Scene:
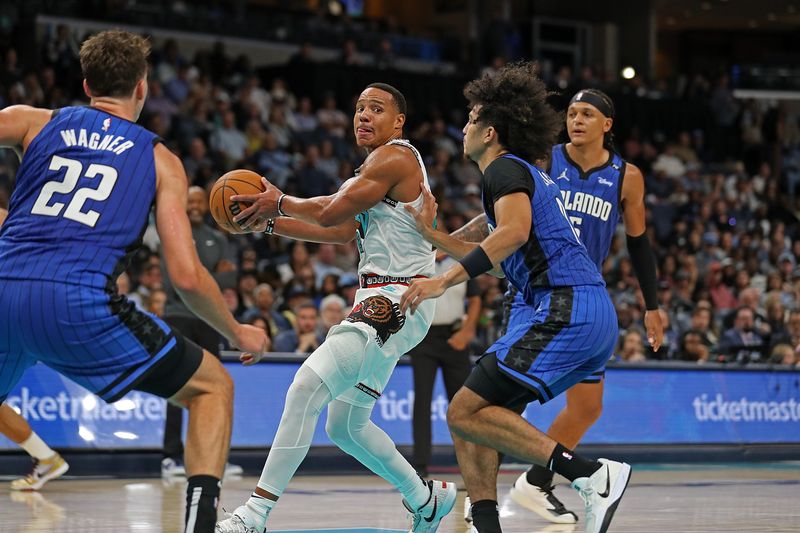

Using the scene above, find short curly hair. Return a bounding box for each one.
[463,62,562,164]
[80,30,150,97]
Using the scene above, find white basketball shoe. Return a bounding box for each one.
[215,504,265,533]
[509,472,578,524]
[404,479,457,533]
[571,459,631,533]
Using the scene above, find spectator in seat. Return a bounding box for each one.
[718,307,764,363]
[273,302,325,354]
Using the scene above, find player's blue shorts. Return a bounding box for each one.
[0,279,202,404]
[504,287,608,383]
[465,285,617,406]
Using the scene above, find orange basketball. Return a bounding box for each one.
[209,169,266,234]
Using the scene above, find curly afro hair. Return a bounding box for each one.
[464,62,562,164]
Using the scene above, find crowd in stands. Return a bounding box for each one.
[1,24,800,367]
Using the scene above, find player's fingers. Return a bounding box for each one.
[399,293,409,313]
[653,332,664,351]
[231,193,258,204]
[409,288,423,314]
[238,216,257,230]
[400,286,417,313]
[403,204,419,218]
[233,204,257,223]
[649,331,661,351]
[238,213,256,228]
[260,176,271,188]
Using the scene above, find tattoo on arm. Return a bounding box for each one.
[451,213,490,243]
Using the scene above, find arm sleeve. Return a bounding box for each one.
[483,157,533,203]
[626,232,659,310]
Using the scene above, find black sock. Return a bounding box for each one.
[471,499,502,533]
[184,475,221,533]
[547,444,601,482]
[526,463,554,488]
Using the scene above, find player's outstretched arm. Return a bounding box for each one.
[230,145,407,228]
[278,144,410,227]
[0,105,52,150]
[0,208,7,226]
[621,163,663,351]
[401,192,529,313]
[154,144,268,354]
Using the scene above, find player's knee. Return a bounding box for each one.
[286,375,315,401]
[217,370,234,403]
[582,399,603,423]
[446,397,469,434]
[568,397,603,424]
[200,367,234,406]
[285,376,325,417]
[324,417,354,447]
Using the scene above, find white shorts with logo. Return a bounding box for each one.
[304,285,435,408]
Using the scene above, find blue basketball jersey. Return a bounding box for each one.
[549,144,624,270]
[484,154,603,305]
[0,106,159,289]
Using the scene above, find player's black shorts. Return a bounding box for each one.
[463,352,540,411]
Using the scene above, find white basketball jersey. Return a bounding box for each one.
[354,139,436,278]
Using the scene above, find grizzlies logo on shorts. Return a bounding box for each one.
[346,295,405,346]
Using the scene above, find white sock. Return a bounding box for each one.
[19,432,56,461]
[244,493,274,528]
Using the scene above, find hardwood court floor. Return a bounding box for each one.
[1,463,799,532]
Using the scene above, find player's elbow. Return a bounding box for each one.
[172,275,201,294]
[505,226,529,249]
[169,265,203,293]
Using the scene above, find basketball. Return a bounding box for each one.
[209,169,265,234]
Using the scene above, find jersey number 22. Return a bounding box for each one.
[31,155,118,228]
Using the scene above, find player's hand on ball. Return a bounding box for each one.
[400,277,447,314]
[404,183,438,238]
[231,177,282,230]
[233,324,270,365]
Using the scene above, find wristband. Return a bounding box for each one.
[277,193,288,217]
[459,246,494,279]
[264,218,275,235]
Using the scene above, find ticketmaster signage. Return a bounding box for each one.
[1,363,798,450]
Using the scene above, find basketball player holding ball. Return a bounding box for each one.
[215,83,457,533]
